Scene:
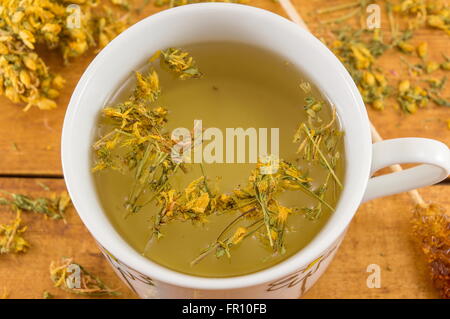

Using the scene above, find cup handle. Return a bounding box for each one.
[362,138,450,203]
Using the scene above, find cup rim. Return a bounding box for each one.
[61,3,372,290]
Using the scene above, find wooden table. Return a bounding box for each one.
[0,0,448,299]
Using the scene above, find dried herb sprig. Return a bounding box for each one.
[189,89,343,263]
[392,0,450,34]
[191,220,264,266]
[0,191,71,221]
[50,257,120,296]
[93,48,201,215]
[0,210,29,255]
[313,1,450,117]
[190,157,340,264]
[151,48,203,80]
[279,0,450,300]
[329,28,391,110]
[0,0,130,110]
[93,49,344,264]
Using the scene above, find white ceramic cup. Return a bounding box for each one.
[61,3,450,299]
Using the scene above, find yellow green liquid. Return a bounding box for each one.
[93,42,345,277]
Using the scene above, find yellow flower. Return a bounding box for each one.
[134,70,160,102]
[35,97,57,111]
[270,229,278,241]
[442,62,450,70]
[19,30,35,49]
[185,192,210,214]
[398,41,414,53]
[22,55,37,71]
[42,23,61,35]
[399,80,410,94]
[373,72,387,87]
[231,227,247,245]
[277,205,292,223]
[426,61,440,73]
[406,102,418,114]
[350,44,373,69]
[19,70,31,87]
[363,71,376,87]
[372,99,384,111]
[417,42,428,58]
[0,42,8,55]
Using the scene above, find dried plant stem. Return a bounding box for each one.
[316,1,360,14]
[279,0,427,208]
[320,8,360,24]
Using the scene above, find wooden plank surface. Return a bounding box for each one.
[0,178,445,299]
[0,178,136,299]
[0,0,448,299]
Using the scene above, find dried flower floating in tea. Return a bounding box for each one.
[50,257,120,296]
[0,0,130,110]
[152,48,203,80]
[280,0,449,300]
[191,158,342,265]
[0,210,29,255]
[93,48,344,265]
[93,48,204,216]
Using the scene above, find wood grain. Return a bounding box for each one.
[0,178,136,299]
[305,185,448,299]
[0,0,448,299]
[0,178,446,299]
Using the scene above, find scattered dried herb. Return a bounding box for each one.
[189,92,343,263]
[397,79,429,113]
[329,28,391,110]
[0,191,71,221]
[50,257,120,296]
[0,210,29,255]
[314,0,450,118]
[0,0,130,110]
[393,0,450,34]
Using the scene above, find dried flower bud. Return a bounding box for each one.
[36,97,57,110]
[399,80,410,94]
[417,42,428,58]
[398,41,414,53]
[19,30,35,49]
[426,61,440,73]
[52,75,65,89]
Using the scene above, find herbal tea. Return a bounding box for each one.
[92,42,345,277]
